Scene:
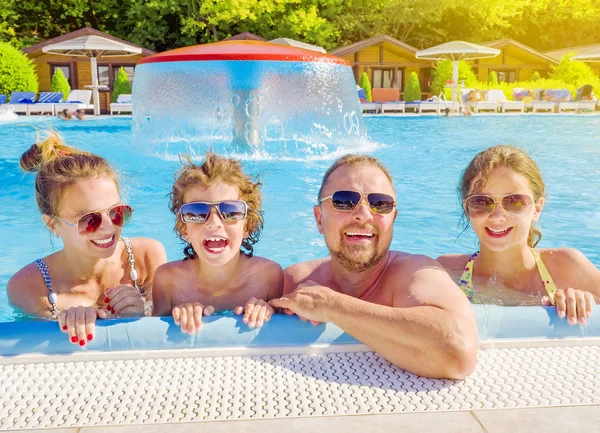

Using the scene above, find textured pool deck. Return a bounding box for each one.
[1,339,599,431]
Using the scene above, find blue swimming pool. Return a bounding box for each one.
[1,115,599,322]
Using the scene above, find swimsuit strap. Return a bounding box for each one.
[457,251,479,303]
[531,248,558,304]
[121,237,141,294]
[33,258,58,319]
[121,237,152,316]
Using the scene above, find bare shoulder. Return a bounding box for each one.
[435,253,472,272]
[284,258,329,291]
[538,247,599,285]
[7,263,50,315]
[247,256,284,299]
[538,247,591,268]
[129,237,167,264]
[151,259,189,315]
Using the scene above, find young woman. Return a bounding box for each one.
[8,132,166,345]
[152,153,284,333]
[438,145,599,325]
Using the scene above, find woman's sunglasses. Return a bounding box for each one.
[319,190,396,214]
[180,200,248,224]
[464,194,534,219]
[55,204,133,236]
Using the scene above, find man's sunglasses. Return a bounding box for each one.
[464,193,534,219]
[319,190,396,214]
[55,204,133,236]
[180,200,248,224]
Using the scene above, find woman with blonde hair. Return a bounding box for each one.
[438,145,599,324]
[8,132,166,345]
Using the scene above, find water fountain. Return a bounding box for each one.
[132,41,367,158]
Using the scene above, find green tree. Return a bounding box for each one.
[549,55,597,86]
[531,71,541,81]
[358,72,372,102]
[488,71,498,85]
[404,71,421,101]
[431,60,477,96]
[0,42,38,98]
[51,68,70,100]
[111,67,131,102]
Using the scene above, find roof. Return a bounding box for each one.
[545,43,600,61]
[224,32,266,42]
[481,38,557,64]
[22,27,155,57]
[269,38,326,53]
[330,35,418,57]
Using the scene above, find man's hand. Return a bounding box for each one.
[269,280,338,325]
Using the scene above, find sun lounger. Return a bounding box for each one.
[110,94,133,115]
[0,95,6,104]
[418,101,442,113]
[6,92,37,114]
[577,101,597,112]
[486,89,524,113]
[549,90,578,113]
[361,102,381,113]
[27,92,64,115]
[380,101,405,113]
[54,90,93,113]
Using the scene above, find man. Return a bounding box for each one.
[269,154,478,379]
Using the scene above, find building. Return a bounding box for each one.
[545,43,600,75]
[23,27,155,113]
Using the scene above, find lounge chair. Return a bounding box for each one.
[27,92,64,115]
[54,90,93,113]
[531,90,557,113]
[548,89,578,113]
[361,102,381,114]
[471,91,499,113]
[6,92,37,114]
[576,85,597,112]
[486,89,525,113]
[0,95,6,104]
[110,94,133,115]
[371,88,405,113]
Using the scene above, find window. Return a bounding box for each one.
[420,67,433,92]
[50,64,73,87]
[372,69,395,88]
[493,70,517,83]
[97,64,135,90]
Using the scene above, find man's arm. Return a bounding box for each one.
[272,256,478,379]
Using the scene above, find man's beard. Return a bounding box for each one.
[327,225,388,273]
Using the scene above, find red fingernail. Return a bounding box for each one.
[111,308,115,314]
[104,297,110,304]
[87,334,93,341]
[106,304,111,310]
[62,325,67,331]
[79,340,85,346]
[71,336,78,343]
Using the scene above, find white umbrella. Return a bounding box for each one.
[416,41,500,106]
[269,38,326,53]
[43,35,142,115]
[572,48,600,62]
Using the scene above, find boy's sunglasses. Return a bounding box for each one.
[464,194,534,219]
[180,200,248,224]
[319,190,396,214]
[55,204,133,236]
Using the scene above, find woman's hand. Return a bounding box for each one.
[234,297,274,328]
[104,284,146,317]
[543,288,596,325]
[172,302,214,334]
[58,306,107,346]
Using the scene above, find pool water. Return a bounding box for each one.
[1,115,599,321]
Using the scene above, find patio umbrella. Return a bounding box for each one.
[269,38,326,53]
[572,48,600,62]
[416,41,500,107]
[42,35,142,115]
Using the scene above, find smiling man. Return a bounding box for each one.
[269,154,478,379]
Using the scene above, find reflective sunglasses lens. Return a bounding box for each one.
[502,194,532,215]
[367,193,395,214]
[331,190,362,211]
[181,203,210,223]
[217,201,247,221]
[109,205,133,227]
[78,212,103,235]
[466,195,495,218]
